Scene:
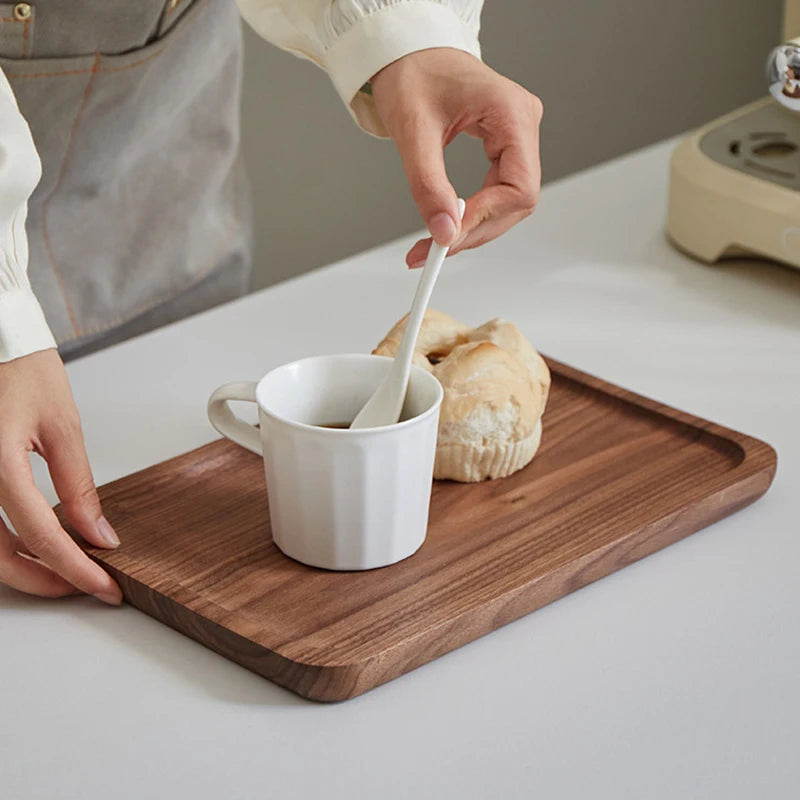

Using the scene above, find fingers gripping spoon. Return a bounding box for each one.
[350,198,466,430]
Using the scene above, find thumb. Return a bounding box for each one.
[393,117,461,245]
[42,422,120,550]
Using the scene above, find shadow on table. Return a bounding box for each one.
[633,232,800,330]
[665,253,800,331]
[0,585,309,708]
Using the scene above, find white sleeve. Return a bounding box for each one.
[235,0,483,137]
[0,68,56,363]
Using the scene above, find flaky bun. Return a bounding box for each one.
[374,310,550,481]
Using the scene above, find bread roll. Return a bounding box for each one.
[374,310,550,482]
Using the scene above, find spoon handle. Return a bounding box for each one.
[392,199,467,385]
[349,199,466,429]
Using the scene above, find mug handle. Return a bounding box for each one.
[207,382,262,455]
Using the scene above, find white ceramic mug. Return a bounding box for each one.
[207,354,443,571]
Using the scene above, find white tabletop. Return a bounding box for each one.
[3,139,798,799]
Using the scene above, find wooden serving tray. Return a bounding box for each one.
[57,359,777,702]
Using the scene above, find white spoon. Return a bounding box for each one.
[351,198,466,429]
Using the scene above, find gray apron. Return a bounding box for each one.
[0,0,251,360]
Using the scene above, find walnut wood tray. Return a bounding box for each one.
[56,358,777,702]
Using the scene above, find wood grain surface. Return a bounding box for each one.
[55,358,777,702]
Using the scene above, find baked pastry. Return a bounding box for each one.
[374,309,550,482]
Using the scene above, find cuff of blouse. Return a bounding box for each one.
[0,288,58,363]
[323,2,482,138]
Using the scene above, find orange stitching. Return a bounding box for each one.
[5,67,95,78]
[98,47,164,73]
[59,220,244,342]
[4,0,210,78]
[41,52,100,337]
[64,171,245,340]
[59,177,245,341]
[5,48,165,79]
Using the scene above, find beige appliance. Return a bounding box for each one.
[667,1,800,269]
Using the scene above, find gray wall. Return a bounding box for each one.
[240,0,784,290]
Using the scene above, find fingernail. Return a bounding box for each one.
[93,589,123,606]
[427,212,457,245]
[409,259,425,270]
[95,516,120,548]
[453,232,468,248]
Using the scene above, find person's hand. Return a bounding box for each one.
[370,47,543,267]
[0,349,122,603]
